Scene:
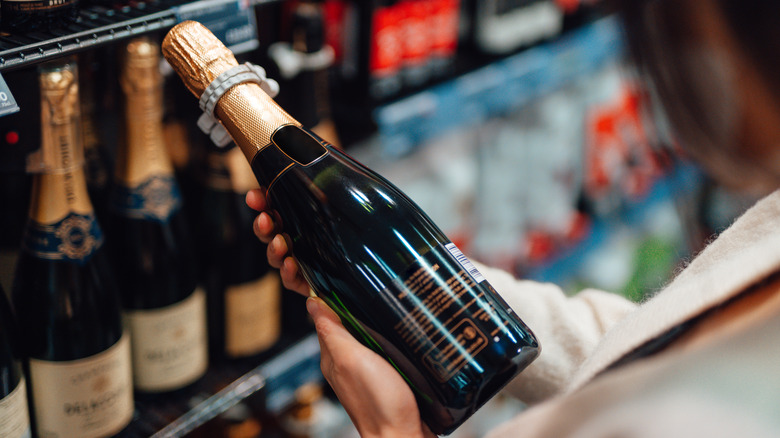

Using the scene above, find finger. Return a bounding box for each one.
[266,234,288,269]
[307,297,365,360]
[308,297,336,381]
[245,188,268,212]
[253,212,275,243]
[307,297,351,384]
[280,257,310,296]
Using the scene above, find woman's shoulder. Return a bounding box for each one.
[566,189,780,390]
[486,308,780,438]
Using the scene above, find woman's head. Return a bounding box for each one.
[614,0,780,192]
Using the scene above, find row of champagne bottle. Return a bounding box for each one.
[0,36,294,438]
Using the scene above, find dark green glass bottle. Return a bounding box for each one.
[163,22,539,435]
[12,60,133,438]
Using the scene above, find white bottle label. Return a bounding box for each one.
[0,376,31,438]
[124,288,208,392]
[225,272,281,357]
[445,242,485,282]
[29,334,133,438]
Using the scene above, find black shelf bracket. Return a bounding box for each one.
[0,0,280,72]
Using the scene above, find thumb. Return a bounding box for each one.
[306,297,367,360]
[306,296,346,337]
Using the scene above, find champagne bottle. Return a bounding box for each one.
[12,60,133,438]
[199,145,282,360]
[163,22,539,435]
[109,36,208,393]
[283,1,341,147]
[0,284,31,438]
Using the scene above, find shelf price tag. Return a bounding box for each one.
[174,0,259,55]
[0,73,20,118]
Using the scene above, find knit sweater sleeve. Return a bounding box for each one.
[476,262,638,404]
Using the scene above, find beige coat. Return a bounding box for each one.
[477,190,780,437]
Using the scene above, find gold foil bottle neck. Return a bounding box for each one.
[28,61,84,173]
[162,21,239,97]
[28,60,94,222]
[40,63,79,124]
[117,37,173,186]
[121,36,163,93]
[162,21,300,163]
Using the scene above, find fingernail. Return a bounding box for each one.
[271,234,281,251]
[306,297,324,317]
[259,212,270,228]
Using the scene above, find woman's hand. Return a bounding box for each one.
[247,188,435,438]
[307,297,437,438]
[246,188,310,296]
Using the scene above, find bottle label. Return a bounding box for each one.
[111,175,182,223]
[0,377,31,438]
[225,272,281,357]
[394,243,511,383]
[22,212,103,265]
[2,0,72,12]
[28,335,133,438]
[124,288,208,392]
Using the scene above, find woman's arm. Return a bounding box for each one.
[307,296,437,438]
[475,264,637,403]
[247,188,637,408]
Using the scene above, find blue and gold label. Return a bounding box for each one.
[111,175,182,223]
[23,213,103,264]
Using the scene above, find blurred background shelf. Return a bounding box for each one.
[129,333,321,437]
[374,16,622,158]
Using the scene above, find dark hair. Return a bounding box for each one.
[613,0,780,190]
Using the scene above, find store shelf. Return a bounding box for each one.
[0,0,280,72]
[373,16,624,157]
[125,332,321,437]
[525,162,705,287]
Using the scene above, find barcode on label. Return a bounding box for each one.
[445,243,485,283]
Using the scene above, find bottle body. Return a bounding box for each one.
[0,285,31,438]
[109,37,207,393]
[254,127,539,433]
[199,146,282,360]
[161,22,539,434]
[12,60,133,438]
